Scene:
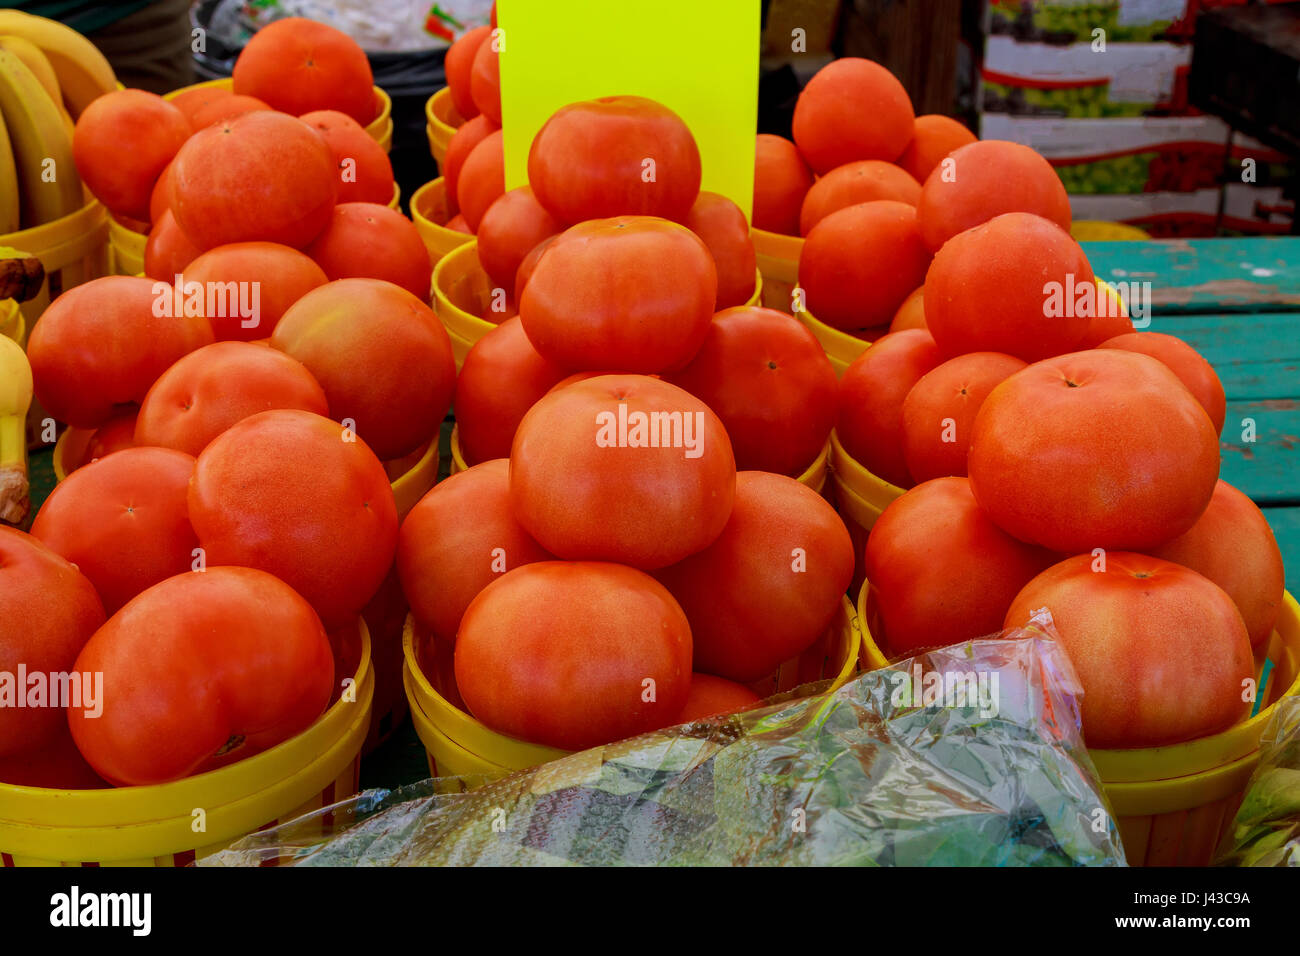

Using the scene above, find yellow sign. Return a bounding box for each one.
[496,0,760,220]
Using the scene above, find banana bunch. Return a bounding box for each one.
[0,9,116,235]
[0,331,32,524]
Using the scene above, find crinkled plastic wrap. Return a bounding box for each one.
[1220,696,1300,867]
[205,634,1125,867]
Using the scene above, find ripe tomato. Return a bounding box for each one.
[397,459,553,647]
[476,187,562,294]
[271,279,455,461]
[182,241,329,341]
[799,161,922,236]
[1004,553,1253,749]
[81,407,138,467]
[889,287,926,332]
[924,212,1094,362]
[0,528,105,758]
[799,201,931,331]
[510,375,735,569]
[666,306,837,476]
[455,316,567,465]
[454,561,692,750]
[135,341,329,456]
[69,567,335,786]
[305,203,433,300]
[31,447,199,615]
[1077,281,1135,347]
[143,210,202,282]
[189,93,271,128]
[447,213,472,234]
[655,472,853,682]
[865,477,1055,656]
[519,217,717,372]
[299,109,396,206]
[684,191,757,309]
[171,111,338,250]
[442,114,497,211]
[900,351,1027,482]
[27,276,214,428]
[835,329,942,487]
[149,161,176,224]
[672,674,762,724]
[455,128,505,232]
[917,140,1071,252]
[1151,480,1285,647]
[792,58,915,173]
[444,25,490,120]
[470,36,502,126]
[168,86,230,127]
[72,89,191,222]
[1098,331,1225,434]
[527,96,702,224]
[232,17,374,124]
[513,234,556,301]
[0,724,107,789]
[753,133,814,236]
[897,114,977,183]
[969,349,1220,552]
[188,409,399,627]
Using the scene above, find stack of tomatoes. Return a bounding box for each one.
[398,96,854,752]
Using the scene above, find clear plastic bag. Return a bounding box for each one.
[1219,696,1300,867]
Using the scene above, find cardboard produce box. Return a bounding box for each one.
[987,0,1192,44]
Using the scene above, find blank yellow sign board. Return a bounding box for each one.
[496,0,760,221]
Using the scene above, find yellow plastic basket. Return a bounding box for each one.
[403,595,861,783]
[796,307,873,379]
[1,198,110,336]
[425,87,464,166]
[0,620,373,866]
[751,226,802,312]
[828,428,905,538]
[856,582,1300,867]
[411,177,474,270]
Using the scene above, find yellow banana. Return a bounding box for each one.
[0,48,83,229]
[0,246,44,301]
[0,332,32,524]
[0,10,115,119]
[0,35,61,106]
[0,106,18,234]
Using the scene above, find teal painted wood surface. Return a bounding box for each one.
[1081,238,1300,314]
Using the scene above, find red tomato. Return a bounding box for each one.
[299,109,396,205]
[0,724,107,789]
[470,35,502,126]
[1004,553,1253,749]
[527,96,702,224]
[232,17,374,124]
[444,25,490,120]
[143,209,203,282]
[187,409,399,628]
[655,472,853,682]
[897,114,977,183]
[135,341,329,456]
[271,279,455,461]
[31,447,199,615]
[519,217,717,372]
[476,187,562,294]
[305,203,433,300]
[917,140,1071,253]
[901,351,1027,483]
[792,58,915,174]
[171,111,338,250]
[835,329,942,487]
[168,86,231,127]
[149,160,176,224]
[0,528,105,758]
[968,349,1220,552]
[442,114,497,210]
[397,459,553,647]
[1098,331,1225,434]
[455,128,505,233]
[799,160,922,236]
[455,316,567,465]
[189,93,271,128]
[69,567,335,785]
[72,89,191,222]
[799,200,931,331]
[683,191,757,309]
[672,674,762,723]
[181,241,329,341]
[1077,281,1135,347]
[454,561,692,750]
[924,212,1094,362]
[753,133,814,236]
[666,306,836,476]
[1151,480,1286,647]
[447,213,472,234]
[889,287,926,332]
[81,407,139,467]
[27,276,214,429]
[513,234,556,301]
[865,477,1056,656]
[510,375,736,569]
